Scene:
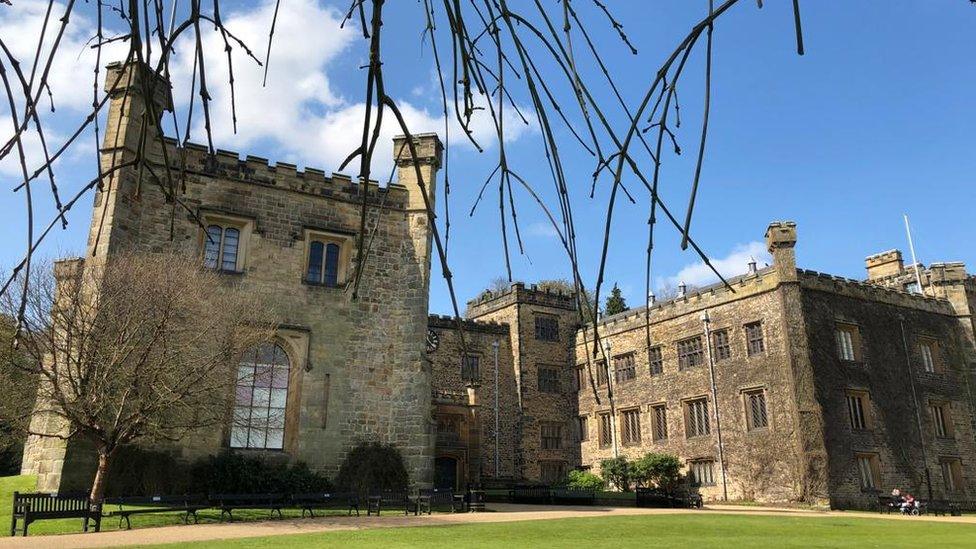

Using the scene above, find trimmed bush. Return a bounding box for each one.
[565,470,604,491]
[631,452,682,492]
[600,456,631,492]
[334,442,409,495]
[190,451,332,494]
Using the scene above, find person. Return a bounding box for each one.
[889,488,904,512]
[901,492,916,514]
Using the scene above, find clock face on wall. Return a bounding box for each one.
[426,329,440,354]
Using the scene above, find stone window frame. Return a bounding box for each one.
[741,386,770,432]
[577,415,589,442]
[461,353,482,383]
[620,408,642,446]
[537,365,561,394]
[595,359,608,387]
[834,321,863,363]
[676,335,705,370]
[539,460,567,484]
[200,212,254,274]
[534,314,560,342]
[303,228,354,288]
[917,336,944,375]
[744,321,765,356]
[929,400,954,439]
[540,422,563,450]
[597,411,613,449]
[649,402,668,442]
[688,459,716,487]
[845,389,873,431]
[648,345,664,376]
[614,352,637,384]
[225,329,307,454]
[855,452,882,492]
[683,396,711,439]
[711,328,732,362]
[939,456,965,494]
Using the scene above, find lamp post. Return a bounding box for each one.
[492,339,500,479]
[701,310,728,501]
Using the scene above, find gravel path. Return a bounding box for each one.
[2,503,974,549]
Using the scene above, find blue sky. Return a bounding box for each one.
[1,1,973,315]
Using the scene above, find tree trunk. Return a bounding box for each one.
[89,452,111,503]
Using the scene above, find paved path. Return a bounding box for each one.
[2,504,974,548]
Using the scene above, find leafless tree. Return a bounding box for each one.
[0,253,274,502]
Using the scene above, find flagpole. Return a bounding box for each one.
[903,214,925,294]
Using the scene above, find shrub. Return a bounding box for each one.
[334,442,409,495]
[631,452,683,492]
[600,456,631,492]
[565,470,604,491]
[189,451,332,494]
[104,447,192,496]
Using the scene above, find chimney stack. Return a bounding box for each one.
[747,259,758,275]
[678,282,687,298]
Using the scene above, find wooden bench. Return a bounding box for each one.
[290,492,361,517]
[210,493,287,521]
[509,486,551,505]
[103,495,208,530]
[366,491,418,516]
[878,495,897,514]
[551,489,595,506]
[9,492,100,536]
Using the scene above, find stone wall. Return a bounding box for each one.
[427,315,516,485]
[466,283,580,482]
[799,272,976,508]
[574,266,812,502]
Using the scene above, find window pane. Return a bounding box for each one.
[307,241,324,283]
[204,225,223,269]
[270,388,288,408]
[230,426,248,448]
[271,366,289,389]
[253,388,271,408]
[221,227,240,271]
[324,243,340,287]
[247,428,267,449]
[266,428,284,450]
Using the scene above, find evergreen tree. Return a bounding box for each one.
[605,283,629,316]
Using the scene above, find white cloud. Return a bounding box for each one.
[527,221,559,239]
[169,0,532,178]
[659,241,771,290]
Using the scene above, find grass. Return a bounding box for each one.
[136,514,976,548]
[2,475,365,536]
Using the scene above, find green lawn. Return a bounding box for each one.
[136,514,976,548]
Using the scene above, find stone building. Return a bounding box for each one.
[22,61,443,491]
[20,62,976,508]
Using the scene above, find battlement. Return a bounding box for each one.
[428,314,509,335]
[577,266,776,337]
[158,137,410,208]
[865,249,904,280]
[466,281,578,318]
[798,268,953,314]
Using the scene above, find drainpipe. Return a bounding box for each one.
[900,317,933,501]
[702,310,728,501]
[604,340,619,458]
[492,339,500,479]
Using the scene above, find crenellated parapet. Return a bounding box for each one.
[428,314,509,335]
[156,137,410,209]
[798,268,953,314]
[466,281,577,318]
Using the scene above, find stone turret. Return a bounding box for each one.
[394,133,443,211]
[865,250,904,280]
[765,221,798,282]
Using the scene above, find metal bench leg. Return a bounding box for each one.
[10,515,16,537]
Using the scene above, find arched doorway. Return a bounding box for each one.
[434,456,458,491]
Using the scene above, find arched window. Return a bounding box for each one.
[231,342,290,450]
[203,224,241,271]
[306,240,342,287]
